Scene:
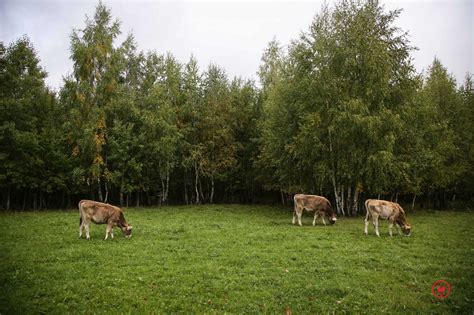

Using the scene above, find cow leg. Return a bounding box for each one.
[396,224,402,236]
[295,207,303,226]
[293,205,303,226]
[85,223,91,240]
[79,222,84,239]
[105,223,113,240]
[313,212,319,226]
[388,218,395,237]
[321,214,327,226]
[364,211,370,235]
[292,210,296,225]
[373,217,380,237]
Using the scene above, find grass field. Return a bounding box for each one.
[0,205,473,314]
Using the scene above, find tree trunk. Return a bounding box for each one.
[23,189,28,210]
[210,176,215,204]
[97,178,103,202]
[161,177,165,206]
[146,190,151,206]
[165,171,170,205]
[40,191,46,209]
[346,186,352,216]
[352,185,359,214]
[67,193,71,209]
[394,192,399,204]
[126,192,129,207]
[328,127,343,215]
[120,188,124,207]
[104,180,109,203]
[280,190,285,205]
[136,190,140,207]
[199,178,205,203]
[194,162,200,204]
[160,171,170,206]
[184,176,189,205]
[340,185,345,216]
[411,193,416,212]
[6,186,11,211]
[61,191,65,209]
[331,175,341,214]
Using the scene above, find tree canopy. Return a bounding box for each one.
[1,0,472,210]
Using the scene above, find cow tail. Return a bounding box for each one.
[364,200,370,221]
[78,200,84,226]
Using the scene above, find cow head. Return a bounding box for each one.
[396,218,411,236]
[121,225,133,239]
[326,204,337,224]
[395,205,411,236]
[400,223,411,236]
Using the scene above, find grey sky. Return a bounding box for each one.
[1,0,472,91]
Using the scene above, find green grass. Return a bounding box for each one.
[0,205,473,314]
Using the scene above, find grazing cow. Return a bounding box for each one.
[79,200,132,240]
[293,194,337,226]
[364,199,411,237]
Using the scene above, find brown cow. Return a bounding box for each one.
[364,199,411,237]
[79,200,132,240]
[293,194,337,226]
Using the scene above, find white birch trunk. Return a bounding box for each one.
[104,181,108,203]
[340,185,345,216]
[331,174,341,214]
[411,193,416,211]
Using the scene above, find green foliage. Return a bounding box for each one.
[0,206,472,313]
[257,0,468,212]
[0,36,70,209]
[457,74,474,197]
[1,0,472,208]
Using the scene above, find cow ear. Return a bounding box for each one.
[127,225,133,230]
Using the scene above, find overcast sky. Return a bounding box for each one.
[1,0,472,90]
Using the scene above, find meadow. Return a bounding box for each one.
[0,205,472,314]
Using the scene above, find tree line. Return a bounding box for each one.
[1,1,472,212]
